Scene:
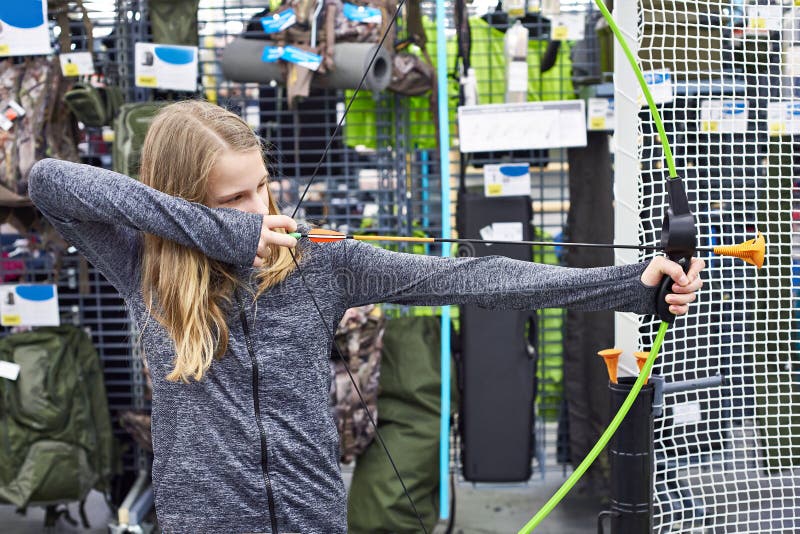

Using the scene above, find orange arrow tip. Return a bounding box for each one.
[633,351,650,383]
[712,231,765,269]
[597,348,622,384]
[306,228,347,243]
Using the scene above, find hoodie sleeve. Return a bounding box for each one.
[28,159,263,297]
[332,239,658,315]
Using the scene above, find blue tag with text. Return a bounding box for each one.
[261,9,296,34]
[342,3,382,23]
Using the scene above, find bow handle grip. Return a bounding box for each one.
[656,177,696,323]
[655,255,692,323]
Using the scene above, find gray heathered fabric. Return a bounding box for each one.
[28,158,657,534]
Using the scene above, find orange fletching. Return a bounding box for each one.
[307,228,347,243]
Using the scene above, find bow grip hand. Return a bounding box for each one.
[655,254,692,323]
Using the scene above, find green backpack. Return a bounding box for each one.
[63,82,124,128]
[0,326,115,510]
[148,0,201,46]
[112,102,165,180]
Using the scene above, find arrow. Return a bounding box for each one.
[290,229,766,269]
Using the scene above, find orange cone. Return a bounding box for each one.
[634,351,650,383]
[713,232,765,268]
[597,348,622,384]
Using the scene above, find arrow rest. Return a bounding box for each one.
[656,177,696,323]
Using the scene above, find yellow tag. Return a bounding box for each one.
[2,314,21,326]
[101,128,115,143]
[701,121,719,133]
[589,116,606,130]
[487,183,502,196]
[0,44,9,55]
[64,62,80,76]
[552,26,569,41]
[136,75,158,88]
[749,17,766,30]
[769,122,786,136]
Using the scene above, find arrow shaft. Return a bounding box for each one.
[301,234,717,252]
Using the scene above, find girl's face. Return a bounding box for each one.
[205,148,270,215]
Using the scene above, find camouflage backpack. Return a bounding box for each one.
[329,305,385,463]
[0,326,116,512]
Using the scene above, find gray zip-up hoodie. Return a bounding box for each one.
[28,158,657,534]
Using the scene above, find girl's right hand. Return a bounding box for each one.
[254,215,298,267]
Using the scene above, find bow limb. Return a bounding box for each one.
[518,1,689,531]
[284,1,431,532]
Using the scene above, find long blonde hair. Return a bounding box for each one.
[139,100,297,382]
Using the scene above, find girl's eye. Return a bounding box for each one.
[226,195,242,204]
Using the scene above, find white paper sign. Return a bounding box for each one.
[587,97,614,131]
[746,5,783,34]
[639,69,673,106]
[135,43,199,92]
[0,284,60,327]
[507,61,528,93]
[458,101,587,153]
[60,52,95,76]
[550,13,585,41]
[699,100,748,134]
[0,360,20,381]
[785,46,800,78]
[484,163,531,197]
[0,1,51,57]
[767,101,800,136]
[479,222,524,242]
[671,401,702,426]
[492,222,524,242]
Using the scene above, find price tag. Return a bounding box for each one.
[59,52,95,77]
[639,69,673,106]
[136,75,158,87]
[745,5,782,34]
[0,285,60,327]
[135,43,198,92]
[0,361,20,381]
[587,97,614,131]
[552,26,569,40]
[483,163,531,197]
[671,401,702,426]
[767,101,800,136]
[550,13,585,41]
[699,100,748,134]
[0,1,51,56]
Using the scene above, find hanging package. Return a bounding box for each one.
[62,82,123,128]
[147,0,201,46]
[112,102,166,180]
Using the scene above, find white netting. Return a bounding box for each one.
[625,1,800,532]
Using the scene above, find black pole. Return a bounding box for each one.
[605,377,654,534]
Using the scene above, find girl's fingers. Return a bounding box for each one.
[264,231,298,249]
[262,214,298,233]
[669,304,688,316]
[666,292,696,306]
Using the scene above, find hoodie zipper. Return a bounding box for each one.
[236,291,279,534]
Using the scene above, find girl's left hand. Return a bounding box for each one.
[641,256,705,316]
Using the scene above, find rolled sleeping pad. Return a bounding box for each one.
[220,38,392,91]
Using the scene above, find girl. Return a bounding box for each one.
[28,100,703,533]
